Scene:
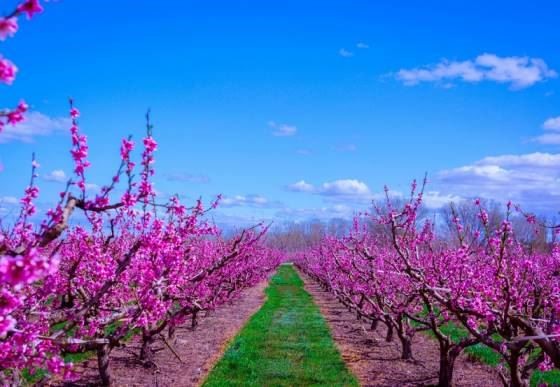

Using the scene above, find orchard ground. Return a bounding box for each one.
[64,263,558,386]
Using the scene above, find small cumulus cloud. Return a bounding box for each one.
[287,179,371,199]
[0,111,70,143]
[339,48,354,58]
[395,53,556,90]
[356,42,369,49]
[532,116,560,145]
[543,117,560,131]
[422,191,463,209]
[43,169,67,183]
[534,133,560,145]
[0,196,19,216]
[269,121,297,137]
[287,180,315,193]
[321,179,370,197]
[0,196,18,205]
[221,194,282,209]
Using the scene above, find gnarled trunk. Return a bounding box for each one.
[167,325,176,341]
[385,322,393,342]
[140,329,156,365]
[399,335,413,360]
[97,344,112,386]
[507,351,530,387]
[437,344,460,387]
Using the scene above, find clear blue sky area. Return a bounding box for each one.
[2,1,560,224]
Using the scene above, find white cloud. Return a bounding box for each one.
[0,196,18,205]
[43,169,67,183]
[437,152,560,212]
[321,179,370,196]
[478,153,560,168]
[531,117,560,144]
[288,178,372,199]
[543,116,560,131]
[221,194,282,208]
[287,180,315,193]
[339,48,354,58]
[0,111,70,143]
[396,53,556,89]
[0,196,19,216]
[422,191,463,209]
[534,133,560,145]
[269,121,297,137]
[356,42,369,49]
[286,179,458,210]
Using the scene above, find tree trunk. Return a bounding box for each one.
[399,335,413,360]
[508,352,530,387]
[140,330,156,365]
[167,325,176,341]
[385,323,393,342]
[437,344,459,387]
[191,310,199,328]
[370,318,378,331]
[97,344,112,386]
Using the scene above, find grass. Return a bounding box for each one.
[203,264,359,387]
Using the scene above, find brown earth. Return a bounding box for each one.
[66,281,267,387]
[300,271,502,387]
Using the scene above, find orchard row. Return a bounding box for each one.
[296,181,560,387]
[0,3,281,384]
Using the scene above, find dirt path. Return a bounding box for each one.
[300,272,502,387]
[70,281,267,386]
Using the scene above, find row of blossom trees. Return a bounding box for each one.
[296,180,560,387]
[0,2,280,385]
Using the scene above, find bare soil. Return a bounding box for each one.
[300,272,502,387]
[67,281,267,387]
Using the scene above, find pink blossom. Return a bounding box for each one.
[17,0,44,20]
[0,18,18,41]
[17,100,28,113]
[0,315,16,338]
[0,57,17,85]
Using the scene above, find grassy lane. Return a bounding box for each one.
[203,264,358,387]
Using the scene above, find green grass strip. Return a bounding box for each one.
[203,264,359,387]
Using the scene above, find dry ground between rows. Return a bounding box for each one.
[300,271,502,387]
[65,271,503,387]
[67,281,267,387]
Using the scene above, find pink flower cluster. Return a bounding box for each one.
[0,0,43,136]
[68,104,91,193]
[0,100,27,133]
[0,2,280,384]
[0,105,279,384]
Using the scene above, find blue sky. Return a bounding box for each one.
[2,1,560,224]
